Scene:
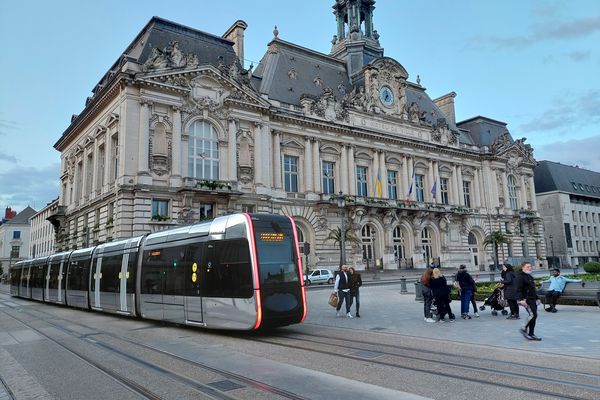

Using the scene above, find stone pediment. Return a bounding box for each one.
[491,133,535,166]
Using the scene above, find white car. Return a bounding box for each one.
[304,269,335,286]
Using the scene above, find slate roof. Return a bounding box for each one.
[456,116,512,147]
[534,160,600,199]
[3,206,37,225]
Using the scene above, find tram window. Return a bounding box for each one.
[99,254,122,293]
[252,218,299,285]
[202,239,252,298]
[11,269,20,286]
[49,263,60,289]
[126,253,137,293]
[68,260,90,291]
[225,220,247,239]
[32,266,43,288]
[141,250,163,294]
[162,246,186,296]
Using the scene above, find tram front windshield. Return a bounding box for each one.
[253,218,299,285]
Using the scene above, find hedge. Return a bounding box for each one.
[583,261,600,274]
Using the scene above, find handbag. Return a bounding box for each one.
[453,280,461,290]
[328,292,339,308]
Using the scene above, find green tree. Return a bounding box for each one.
[325,227,362,266]
[483,231,511,269]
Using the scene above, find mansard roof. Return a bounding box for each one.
[534,160,600,199]
[456,116,512,147]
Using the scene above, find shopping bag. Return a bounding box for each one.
[328,292,339,308]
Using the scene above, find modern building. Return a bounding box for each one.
[0,206,37,276]
[535,160,600,268]
[29,198,59,258]
[49,1,544,271]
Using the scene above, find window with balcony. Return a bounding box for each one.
[322,161,335,194]
[188,120,219,180]
[151,199,169,220]
[387,171,398,200]
[415,174,424,202]
[463,181,471,208]
[507,175,518,210]
[356,166,368,197]
[440,178,449,205]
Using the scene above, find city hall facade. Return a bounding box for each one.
[50,1,545,271]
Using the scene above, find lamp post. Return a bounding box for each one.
[337,191,346,266]
[519,210,530,261]
[549,234,555,268]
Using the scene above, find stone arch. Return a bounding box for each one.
[184,116,226,142]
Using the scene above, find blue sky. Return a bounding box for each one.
[1,0,599,213]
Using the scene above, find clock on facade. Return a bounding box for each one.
[379,85,394,107]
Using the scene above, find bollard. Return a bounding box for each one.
[414,282,423,301]
[400,277,407,293]
[489,273,495,282]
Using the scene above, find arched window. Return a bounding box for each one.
[361,225,375,261]
[507,175,518,210]
[468,232,479,267]
[188,121,219,179]
[421,227,433,264]
[392,226,405,260]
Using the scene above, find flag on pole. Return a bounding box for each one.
[376,173,383,197]
[431,181,437,199]
[405,171,415,204]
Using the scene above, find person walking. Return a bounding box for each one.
[541,268,582,312]
[515,262,541,340]
[430,268,455,322]
[333,264,353,318]
[420,267,436,323]
[501,264,519,319]
[348,267,362,318]
[469,274,480,317]
[455,265,475,319]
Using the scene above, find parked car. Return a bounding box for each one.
[303,269,334,286]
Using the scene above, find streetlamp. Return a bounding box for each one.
[337,191,346,266]
[519,210,530,261]
[549,235,555,268]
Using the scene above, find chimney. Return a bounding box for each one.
[5,207,16,220]
[433,92,457,125]
[223,20,248,65]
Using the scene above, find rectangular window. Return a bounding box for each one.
[86,152,94,196]
[356,166,368,197]
[565,223,572,248]
[440,178,449,205]
[151,199,169,220]
[284,155,298,192]
[574,225,579,236]
[97,145,105,191]
[463,181,471,208]
[241,204,255,213]
[575,240,580,251]
[387,171,397,200]
[572,210,576,221]
[111,135,119,182]
[13,231,20,239]
[322,161,335,194]
[415,174,424,202]
[10,246,20,258]
[199,203,214,220]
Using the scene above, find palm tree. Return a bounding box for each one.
[325,227,362,266]
[483,231,511,270]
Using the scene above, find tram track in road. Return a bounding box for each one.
[249,330,600,400]
[1,305,308,400]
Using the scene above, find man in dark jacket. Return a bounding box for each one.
[515,262,541,340]
[501,264,519,319]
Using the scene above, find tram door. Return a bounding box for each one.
[185,243,204,324]
[141,246,185,323]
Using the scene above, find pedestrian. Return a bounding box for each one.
[455,265,475,319]
[348,266,362,318]
[420,267,436,323]
[541,268,582,313]
[430,268,455,322]
[515,262,541,340]
[501,264,519,319]
[469,274,480,317]
[333,264,353,318]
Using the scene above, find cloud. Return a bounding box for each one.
[535,135,600,172]
[0,162,60,212]
[477,15,600,49]
[519,89,600,133]
[568,50,591,61]
[0,118,19,136]
[0,151,18,163]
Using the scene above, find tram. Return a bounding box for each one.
[10,213,307,330]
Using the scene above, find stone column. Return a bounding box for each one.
[427,159,435,203]
[348,146,356,196]
[312,138,321,193]
[340,144,348,194]
[253,123,263,186]
[228,119,237,182]
[171,107,182,179]
[273,131,282,189]
[380,151,388,198]
[262,124,271,187]
[451,164,459,205]
[520,174,528,209]
[92,138,100,196]
[372,149,379,196]
[529,175,538,210]
[473,168,481,208]
[138,102,150,175]
[401,155,409,199]
[502,171,510,210]
[304,137,313,192]
[104,131,112,187]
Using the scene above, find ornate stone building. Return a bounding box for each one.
[50,1,545,271]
